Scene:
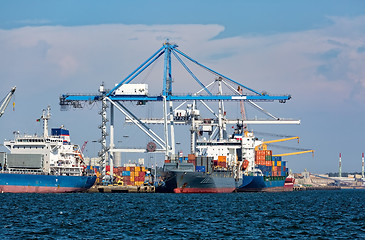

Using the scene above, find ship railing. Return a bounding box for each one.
[2,168,46,175]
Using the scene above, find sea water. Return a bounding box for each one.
[0,190,364,239]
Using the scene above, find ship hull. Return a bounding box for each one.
[157,171,237,193]
[283,177,295,191]
[0,173,97,193]
[237,175,286,192]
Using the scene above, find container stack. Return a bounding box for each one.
[271,156,288,177]
[255,151,288,177]
[105,165,147,186]
[195,156,213,173]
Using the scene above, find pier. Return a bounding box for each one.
[87,185,155,193]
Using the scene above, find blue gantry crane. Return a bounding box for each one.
[59,41,299,177]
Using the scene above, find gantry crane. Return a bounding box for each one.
[0,86,16,118]
[59,41,300,179]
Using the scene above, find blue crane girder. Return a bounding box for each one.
[62,94,291,102]
[60,42,292,105]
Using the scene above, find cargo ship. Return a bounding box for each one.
[157,158,238,193]
[156,123,291,193]
[237,153,289,192]
[0,106,96,193]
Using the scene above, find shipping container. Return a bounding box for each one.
[187,159,196,165]
[196,166,206,172]
[265,150,272,156]
[255,150,266,156]
[277,161,282,167]
[135,166,140,172]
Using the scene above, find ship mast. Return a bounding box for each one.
[217,77,226,141]
[42,106,51,138]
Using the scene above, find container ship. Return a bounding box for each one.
[156,123,293,193]
[0,106,96,193]
[237,154,289,192]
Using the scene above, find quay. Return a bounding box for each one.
[87,185,155,193]
[293,186,341,191]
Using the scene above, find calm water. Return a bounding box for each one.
[0,190,364,239]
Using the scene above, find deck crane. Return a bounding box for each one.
[0,86,16,118]
[255,136,300,151]
[59,41,300,179]
[80,141,88,154]
[272,150,314,157]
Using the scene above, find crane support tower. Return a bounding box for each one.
[0,86,16,118]
[59,41,300,178]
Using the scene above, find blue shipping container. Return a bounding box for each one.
[196,166,206,172]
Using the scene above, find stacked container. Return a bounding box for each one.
[255,150,266,165]
[105,165,148,186]
[255,152,288,177]
[271,156,288,177]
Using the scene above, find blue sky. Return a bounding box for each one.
[1,0,365,173]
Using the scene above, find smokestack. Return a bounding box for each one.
[339,153,342,178]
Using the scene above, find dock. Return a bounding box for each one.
[293,186,341,191]
[87,185,155,193]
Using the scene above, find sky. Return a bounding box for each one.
[1,0,365,173]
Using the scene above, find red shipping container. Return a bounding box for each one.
[139,171,145,177]
[130,167,135,172]
[265,150,272,156]
[213,160,218,166]
[106,165,111,172]
[165,160,171,163]
[188,159,196,165]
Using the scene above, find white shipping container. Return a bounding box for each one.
[115,84,148,95]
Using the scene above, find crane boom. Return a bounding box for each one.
[255,136,299,150]
[272,150,314,157]
[80,141,88,153]
[261,136,299,145]
[0,86,16,117]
